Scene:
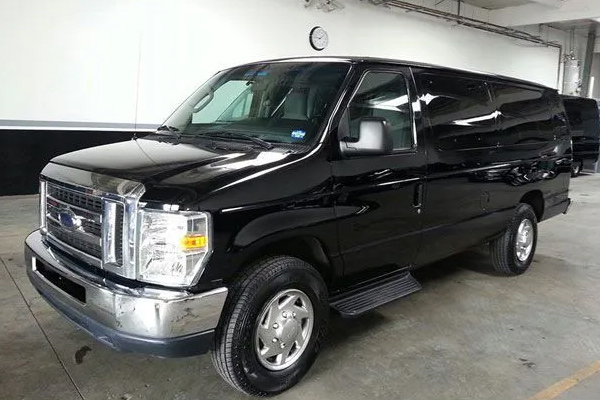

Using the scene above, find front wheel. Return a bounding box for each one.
[489,203,538,276]
[211,256,328,396]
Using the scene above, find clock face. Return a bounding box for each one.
[310,27,328,51]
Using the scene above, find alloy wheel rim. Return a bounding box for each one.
[254,288,314,371]
[515,219,534,262]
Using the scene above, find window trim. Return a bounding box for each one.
[344,68,418,154]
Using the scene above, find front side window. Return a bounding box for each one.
[163,62,351,146]
[346,71,414,150]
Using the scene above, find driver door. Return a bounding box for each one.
[332,66,427,281]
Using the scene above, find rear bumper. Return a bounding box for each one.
[25,230,227,357]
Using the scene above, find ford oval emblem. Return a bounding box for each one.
[57,208,80,230]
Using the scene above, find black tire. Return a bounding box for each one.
[489,203,538,276]
[571,161,582,177]
[211,256,328,396]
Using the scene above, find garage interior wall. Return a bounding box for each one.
[0,0,579,195]
[519,24,589,94]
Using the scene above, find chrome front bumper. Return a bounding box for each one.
[25,230,227,357]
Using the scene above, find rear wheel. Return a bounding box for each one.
[572,161,582,177]
[489,203,538,276]
[211,256,328,396]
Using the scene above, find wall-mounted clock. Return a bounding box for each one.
[309,26,329,51]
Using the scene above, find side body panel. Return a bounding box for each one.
[414,69,503,264]
[414,69,571,266]
[197,145,343,288]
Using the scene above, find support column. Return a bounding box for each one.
[581,25,597,98]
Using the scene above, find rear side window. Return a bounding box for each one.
[563,98,600,137]
[491,84,553,144]
[347,71,414,150]
[419,74,496,150]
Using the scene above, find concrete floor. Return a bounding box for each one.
[3,176,600,400]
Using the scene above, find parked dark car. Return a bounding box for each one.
[561,95,600,176]
[25,57,572,396]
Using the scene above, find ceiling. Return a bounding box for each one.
[457,0,600,30]
[461,0,535,10]
[548,19,597,34]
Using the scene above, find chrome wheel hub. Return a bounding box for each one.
[254,289,314,371]
[515,219,534,262]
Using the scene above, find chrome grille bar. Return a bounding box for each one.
[47,216,101,246]
[47,194,102,222]
[102,200,119,266]
[46,233,102,267]
[47,184,102,212]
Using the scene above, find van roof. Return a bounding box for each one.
[238,56,554,91]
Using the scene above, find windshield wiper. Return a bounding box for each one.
[193,131,274,150]
[156,125,181,139]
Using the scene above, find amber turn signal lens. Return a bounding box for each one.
[181,234,207,251]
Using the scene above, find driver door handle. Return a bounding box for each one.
[413,182,424,209]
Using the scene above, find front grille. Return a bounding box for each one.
[46,198,102,237]
[44,182,124,267]
[40,164,144,280]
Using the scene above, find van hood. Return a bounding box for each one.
[50,137,297,203]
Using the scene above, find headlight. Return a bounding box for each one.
[137,209,211,287]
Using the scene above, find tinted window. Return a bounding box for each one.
[419,74,496,150]
[563,98,600,137]
[347,72,414,150]
[491,84,553,144]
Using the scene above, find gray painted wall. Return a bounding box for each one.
[590,53,600,99]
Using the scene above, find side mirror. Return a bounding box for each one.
[340,117,393,157]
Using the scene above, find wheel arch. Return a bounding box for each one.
[233,235,336,286]
[520,190,544,222]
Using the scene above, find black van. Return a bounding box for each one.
[560,95,600,176]
[25,57,571,396]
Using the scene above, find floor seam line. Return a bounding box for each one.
[0,255,87,400]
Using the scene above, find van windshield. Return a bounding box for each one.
[161,62,351,146]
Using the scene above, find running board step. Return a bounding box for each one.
[330,269,422,317]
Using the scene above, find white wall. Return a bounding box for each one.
[519,24,589,96]
[0,0,569,127]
